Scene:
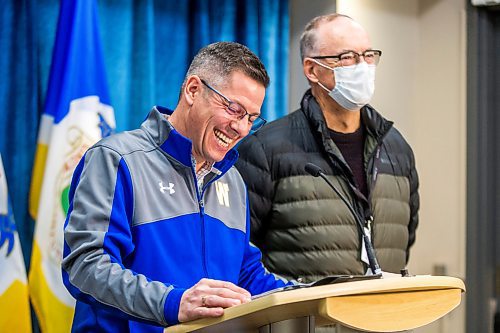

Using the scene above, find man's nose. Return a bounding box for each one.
[229,116,251,136]
[356,54,367,64]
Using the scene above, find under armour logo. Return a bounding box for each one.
[159,181,175,194]
[215,181,230,207]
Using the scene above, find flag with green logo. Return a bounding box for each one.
[28,0,115,331]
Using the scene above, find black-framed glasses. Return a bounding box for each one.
[311,49,382,67]
[200,79,267,131]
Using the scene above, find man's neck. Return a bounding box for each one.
[195,161,205,173]
[166,110,206,173]
[311,86,361,133]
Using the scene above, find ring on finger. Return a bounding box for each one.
[201,295,208,307]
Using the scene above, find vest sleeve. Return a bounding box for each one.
[406,148,420,262]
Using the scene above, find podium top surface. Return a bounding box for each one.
[165,275,465,333]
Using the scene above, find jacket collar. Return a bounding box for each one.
[141,106,238,175]
[300,89,393,142]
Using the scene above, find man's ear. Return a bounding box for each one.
[183,75,202,106]
[303,58,319,83]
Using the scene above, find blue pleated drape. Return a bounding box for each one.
[97,0,289,130]
[0,0,39,266]
[0,0,289,267]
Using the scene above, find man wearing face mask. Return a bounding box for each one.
[235,14,419,330]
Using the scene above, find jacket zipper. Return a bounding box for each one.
[191,166,209,278]
[198,196,208,277]
[366,123,393,195]
[329,126,392,270]
[197,171,224,278]
[364,127,392,244]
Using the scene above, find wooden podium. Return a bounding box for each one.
[165,276,465,333]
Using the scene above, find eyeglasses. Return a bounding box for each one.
[311,49,382,67]
[201,79,267,131]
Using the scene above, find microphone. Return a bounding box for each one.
[304,163,382,275]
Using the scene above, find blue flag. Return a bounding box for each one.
[28,1,115,331]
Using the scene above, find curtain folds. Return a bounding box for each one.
[0,0,39,267]
[0,0,289,265]
[99,0,289,130]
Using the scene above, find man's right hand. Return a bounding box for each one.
[177,278,252,323]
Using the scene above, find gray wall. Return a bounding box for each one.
[288,0,336,111]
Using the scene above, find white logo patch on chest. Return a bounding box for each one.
[214,181,230,207]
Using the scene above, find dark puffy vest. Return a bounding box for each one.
[236,91,419,281]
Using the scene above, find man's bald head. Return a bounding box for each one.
[300,14,371,61]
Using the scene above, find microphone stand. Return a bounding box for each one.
[305,163,382,275]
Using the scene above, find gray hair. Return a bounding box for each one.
[299,13,352,61]
[184,42,269,89]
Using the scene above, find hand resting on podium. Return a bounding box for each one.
[178,278,252,323]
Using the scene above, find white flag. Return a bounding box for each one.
[0,154,32,332]
[28,1,115,331]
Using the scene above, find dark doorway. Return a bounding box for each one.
[467,3,500,333]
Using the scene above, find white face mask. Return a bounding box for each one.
[312,60,376,111]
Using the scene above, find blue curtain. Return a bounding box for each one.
[0,0,289,267]
[98,0,289,130]
[0,0,39,267]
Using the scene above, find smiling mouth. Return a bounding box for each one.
[214,129,234,148]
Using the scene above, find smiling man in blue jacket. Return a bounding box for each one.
[62,41,291,332]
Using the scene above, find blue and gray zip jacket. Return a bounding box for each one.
[62,106,290,332]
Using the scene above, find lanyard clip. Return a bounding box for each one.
[365,215,374,230]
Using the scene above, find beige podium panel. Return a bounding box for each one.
[165,276,465,333]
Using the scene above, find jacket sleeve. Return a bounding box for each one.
[235,135,274,248]
[406,149,420,262]
[62,145,186,327]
